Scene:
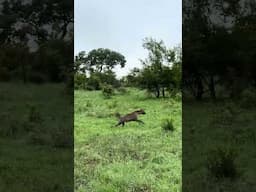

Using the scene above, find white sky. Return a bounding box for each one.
[75,0,181,78]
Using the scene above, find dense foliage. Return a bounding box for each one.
[75,38,182,98]
[74,48,125,90]
[125,38,181,97]
[0,0,73,83]
[183,0,256,100]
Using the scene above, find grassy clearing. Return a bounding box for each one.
[0,83,73,192]
[75,88,182,191]
[183,100,256,191]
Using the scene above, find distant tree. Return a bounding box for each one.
[183,0,256,100]
[74,51,87,74]
[124,67,141,87]
[135,38,181,98]
[0,0,73,83]
[74,73,87,90]
[74,48,126,90]
[83,48,126,73]
[0,0,73,44]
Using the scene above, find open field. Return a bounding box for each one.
[183,99,256,191]
[75,88,182,191]
[0,83,73,192]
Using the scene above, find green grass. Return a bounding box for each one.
[0,83,73,192]
[75,88,182,191]
[183,100,256,191]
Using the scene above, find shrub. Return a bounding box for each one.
[239,88,256,108]
[86,75,101,90]
[101,84,114,98]
[117,87,128,95]
[210,104,234,127]
[74,73,87,90]
[206,146,238,180]
[86,100,92,108]
[173,91,181,101]
[161,119,175,132]
[28,105,43,124]
[0,121,19,137]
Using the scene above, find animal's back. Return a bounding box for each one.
[122,112,137,122]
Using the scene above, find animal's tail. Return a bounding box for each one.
[115,112,121,119]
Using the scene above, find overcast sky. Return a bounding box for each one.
[75,0,181,77]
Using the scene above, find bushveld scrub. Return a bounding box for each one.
[161,119,175,132]
[207,146,238,180]
[75,88,182,191]
[101,83,115,99]
[239,88,256,109]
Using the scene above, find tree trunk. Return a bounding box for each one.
[61,21,68,40]
[162,87,165,97]
[156,87,160,98]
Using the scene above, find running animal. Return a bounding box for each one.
[115,109,146,127]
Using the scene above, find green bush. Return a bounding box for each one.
[206,146,238,180]
[117,87,128,95]
[28,105,43,124]
[86,75,101,90]
[101,84,114,98]
[0,121,19,137]
[161,119,175,132]
[239,88,256,108]
[74,73,87,90]
[86,100,92,108]
[210,104,235,127]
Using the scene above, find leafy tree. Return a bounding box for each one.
[183,0,256,100]
[74,51,87,74]
[74,73,87,90]
[123,67,141,87]
[74,48,126,90]
[83,48,126,73]
[135,38,181,98]
[0,0,73,44]
[0,0,73,83]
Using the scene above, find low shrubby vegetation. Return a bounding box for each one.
[74,38,181,99]
[161,119,175,132]
[207,146,238,180]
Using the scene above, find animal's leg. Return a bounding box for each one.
[115,121,122,127]
[122,122,125,126]
[135,119,144,124]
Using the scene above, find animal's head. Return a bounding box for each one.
[136,109,146,115]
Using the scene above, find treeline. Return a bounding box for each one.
[75,38,181,98]
[0,0,73,83]
[183,0,256,100]
[0,41,73,83]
